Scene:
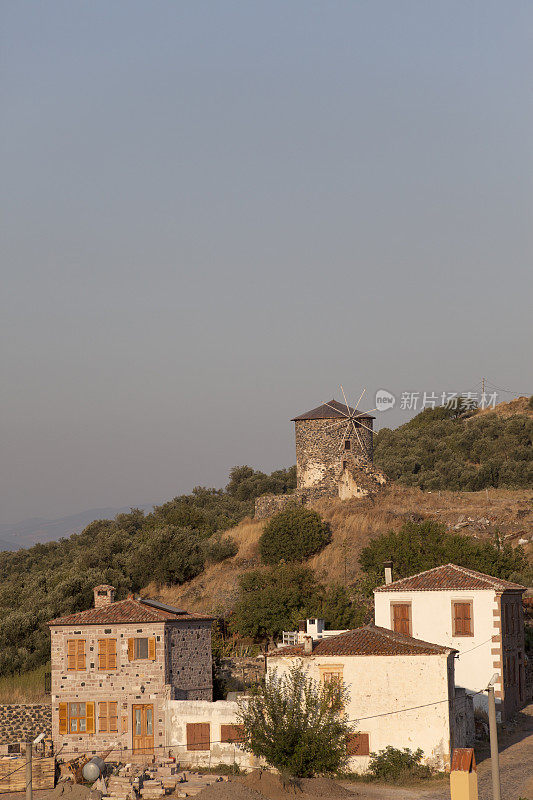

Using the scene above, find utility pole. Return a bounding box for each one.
[25,740,32,800]
[487,684,501,800]
[481,378,486,409]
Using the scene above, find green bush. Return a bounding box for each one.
[259,508,331,565]
[367,746,431,782]
[237,663,352,778]
[204,535,238,564]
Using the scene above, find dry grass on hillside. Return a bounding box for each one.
[151,486,532,615]
[475,395,533,419]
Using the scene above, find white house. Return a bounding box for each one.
[268,624,469,773]
[374,563,527,720]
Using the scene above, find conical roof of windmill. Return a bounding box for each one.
[291,399,375,421]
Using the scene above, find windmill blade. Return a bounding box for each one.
[353,407,378,420]
[356,421,374,436]
[340,385,352,416]
[352,388,366,413]
[323,419,345,432]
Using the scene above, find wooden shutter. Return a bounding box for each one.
[453,603,472,636]
[58,703,68,734]
[108,702,118,732]
[220,724,244,744]
[186,723,210,751]
[108,639,117,669]
[392,604,411,635]
[67,640,76,671]
[128,638,134,661]
[76,640,86,670]
[86,702,95,734]
[148,637,156,661]
[98,640,105,671]
[346,733,370,756]
[98,702,108,732]
[121,716,128,733]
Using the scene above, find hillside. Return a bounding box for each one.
[151,485,533,615]
[374,397,533,490]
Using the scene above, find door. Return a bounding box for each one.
[132,704,154,754]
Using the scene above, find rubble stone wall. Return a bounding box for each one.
[0,704,51,745]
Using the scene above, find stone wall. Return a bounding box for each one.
[295,418,373,494]
[169,621,213,701]
[0,704,51,745]
[254,493,304,519]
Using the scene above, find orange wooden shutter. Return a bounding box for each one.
[128,638,134,661]
[98,702,108,732]
[148,637,156,661]
[98,640,105,670]
[108,639,117,669]
[86,702,95,734]
[454,603,472,635]
[67,640,76,671]
[76,640,86,670]
[392,604,410,635]
[109,702,118,732]
[58,703,68,734]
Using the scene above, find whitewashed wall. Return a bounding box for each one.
[267,653,454,773]
[164,699,261,770]
[374,589,496,713]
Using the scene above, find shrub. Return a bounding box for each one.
[367,746,431,782]
[204,536,238,564]
[259,508,331,565]
[237,663,352,777]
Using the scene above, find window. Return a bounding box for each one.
[321,669,343,685]
[98,639,117,671]
[342,460,348,470]
[58,702,95,734]
[346,733,370,756]
[186,723,210,751]
[66,639,86,671]
[128,637,156,661]
[391,603,411,636]
[98,701,118,733]
[220,724,244,744]
[344,440,351,450]
[452,601,473,637]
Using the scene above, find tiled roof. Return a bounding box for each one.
[48,598,214,626]
[291,400,375,421]
[374,564,527,593]
[268,625,452,657]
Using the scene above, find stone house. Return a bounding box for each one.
[268,625,470,773]
[255,399,386,518]
[48,586,213,758]
[374,563,527,720]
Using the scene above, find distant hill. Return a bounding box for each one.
[0,505,154,551]
[374,397,533,491]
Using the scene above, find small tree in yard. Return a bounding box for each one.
[237,663,353,779]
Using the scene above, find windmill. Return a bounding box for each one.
[322,386,377,465]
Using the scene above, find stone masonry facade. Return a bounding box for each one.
[49,590,213,758]
[0,704,52,746]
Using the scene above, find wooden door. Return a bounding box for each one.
[132,704,154,754]
[391,603,411,635]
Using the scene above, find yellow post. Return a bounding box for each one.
[450,748,478,800]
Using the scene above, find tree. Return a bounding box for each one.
[259,508,331,565]
[237,663,353,778]
[359,520,527,589]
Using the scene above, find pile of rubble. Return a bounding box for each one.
[96,761,227,800]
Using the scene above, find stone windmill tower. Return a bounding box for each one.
[292,397,377,498]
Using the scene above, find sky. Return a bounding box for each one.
[1,1,532,524]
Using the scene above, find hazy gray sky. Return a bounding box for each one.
[2,1,532,524]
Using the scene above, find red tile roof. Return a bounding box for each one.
[48,598,214,626]
[374,564,527,593]
[291,400,375,421]
[268,625,452,657]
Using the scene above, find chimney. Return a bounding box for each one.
[384,561,393,585]
[303,635,313,655]
[93,585,116,608]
